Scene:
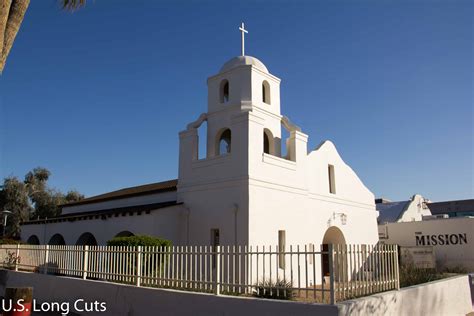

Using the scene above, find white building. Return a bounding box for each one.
[376,194,431,224]
[21,27,379,266]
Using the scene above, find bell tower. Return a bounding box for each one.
[176,23,308,245]
[179,21,287,174]
[178,22,308,181]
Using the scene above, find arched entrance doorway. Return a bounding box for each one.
[321,226,346,277]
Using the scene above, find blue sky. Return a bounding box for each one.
[0,0,472,202]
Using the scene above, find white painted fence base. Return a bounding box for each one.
[0,270,338,316]
[0,270,470,316]
[337,275,473,316]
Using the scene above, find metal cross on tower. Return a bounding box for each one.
[239,22,248,56]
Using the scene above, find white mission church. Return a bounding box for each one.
[21,25,379,261]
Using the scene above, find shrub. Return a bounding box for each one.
[107,235,171,248]
[399,263,442,287]
[0,238,23,245]
[106,235,171,284]
[2,250,20,269]
[254,279,294,300]
[442,265,467,274]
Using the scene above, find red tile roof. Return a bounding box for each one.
[62,179,178,207]
[23,201,182,225]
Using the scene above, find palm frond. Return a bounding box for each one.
[61,0,86,12]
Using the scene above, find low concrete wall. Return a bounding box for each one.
[0,270,337,316]
[337,275,473,316]
[2,270,471,316]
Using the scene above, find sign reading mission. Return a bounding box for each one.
[415,233,468,246]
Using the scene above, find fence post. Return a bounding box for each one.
[214,245,221,295]
[394,245,400,290]
[14,244,20,271]
[43,245,49,274]
[136,246,142,287]
[328,244,335,304]
[83,245,89,280]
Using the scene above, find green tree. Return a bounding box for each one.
[0,176,32,238]
[0,167,84,236]
[30,188,84,219]
[24,167,57,218]
[64,190,84,203]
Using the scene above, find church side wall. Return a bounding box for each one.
[306,141,374,206]
[247,135,378,249]
[248,182,378,285]
[21,205,185,245]
[248,182,379,246]
[247,137,378,285]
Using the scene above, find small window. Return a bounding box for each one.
[220,80,229,103]
[278,230,286,269]
[217,129,231,155]
[328,164,336,194]
[263,129,273,155]
[262,80,270,104]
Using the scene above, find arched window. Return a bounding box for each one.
[263,128,274,155]
[220,79,229,103]
[264,132,270,154]
[27,235,40,245]
[76,232,98,246]
[48,234,66,245]
[262,80,270,104]
[217,129,231,155]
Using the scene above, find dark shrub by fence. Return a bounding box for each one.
[106,235,171,285]
[0,238,23,245]
[399,263,442,287]
[254,279,295,300]
[107,235,171,247]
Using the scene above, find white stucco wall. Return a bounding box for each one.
[337,275,472,316]
[21,205,186,245]
[177,179,249,246]
[379,217,474,271]
[247,141,378,245]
